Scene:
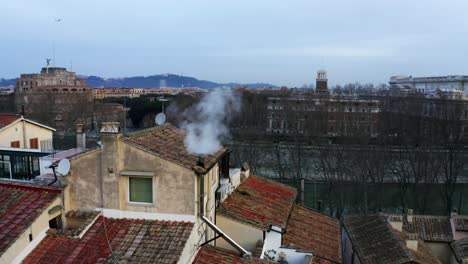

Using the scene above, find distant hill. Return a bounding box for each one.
[85,74,276,89]
[0,74,276,89]
[0,78,15,87]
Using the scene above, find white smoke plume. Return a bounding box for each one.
[181,88,241,155]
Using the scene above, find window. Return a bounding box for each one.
[30,138,39,149]
[10,141,20,148]
[129,177,153,203]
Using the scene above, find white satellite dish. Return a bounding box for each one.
[155,112,166,126]
[56,159,71,176]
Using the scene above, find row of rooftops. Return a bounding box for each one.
[0,175,342,263]
[2,118,468,263]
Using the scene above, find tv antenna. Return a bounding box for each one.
[155,112,166,126]
[155,95,171,126]
[48,158,70,186]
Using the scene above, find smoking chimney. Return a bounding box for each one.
[197,155,205,168]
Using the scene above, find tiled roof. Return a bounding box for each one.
[343,215,440,264]
[403,215,453,242]
[451,237,468,262]
[194,245,271,264]
[123,124,227,174]
[0,113,20,130]
[218,176,297,230]
[283,205,341,263]
[454,215,468,232]
[0,182,60,257]
[23,216,194,264]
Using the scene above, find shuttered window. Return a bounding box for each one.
[10,141,20,148]
[29,138,39,149]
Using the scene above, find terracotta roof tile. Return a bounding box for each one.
[343,215,440,264]
[123,124,227,173]
[403,215,453,242]
[0,182,60,257]
[283,205,341,263]
[194,245,271,264]
[0,113,20,130]
[454,215,468,232]
[218,176,297,230]
[23,216,194,264]
[451,237,468,262]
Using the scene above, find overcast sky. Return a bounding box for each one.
[1,0,468,86]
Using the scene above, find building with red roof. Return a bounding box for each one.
[23,215,196,264]
[0,113,55,150]
[213,175,342,264]
[0,181,61,264]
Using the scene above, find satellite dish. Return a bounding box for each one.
[155,112,166,126]
[56,159,70,175]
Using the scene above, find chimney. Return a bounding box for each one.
[197,155,205,168]
[99,122,122,209]
[406,233,418,251]
[407,209,414,223]
[100,122,121,134]
[76,123,86,149]
[388,215,403,232]
[240,162,250,182]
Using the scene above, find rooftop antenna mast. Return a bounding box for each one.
[155,95,170,126]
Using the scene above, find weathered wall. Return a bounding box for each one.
[0,120,53,148]
[67,148,102,210]
[2,197,61,264]
[118,142,196,215]
[426,242,452,264]
[215,214,263,253]
[67,137,200,216]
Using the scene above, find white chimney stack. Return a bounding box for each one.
[406,233,418,251]
[100,122,121,134]
[407,209,414,223]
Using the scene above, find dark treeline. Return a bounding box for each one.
[227,88,468,217]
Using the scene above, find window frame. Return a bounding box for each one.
[30,138,39,149]
[127,176,154,205]
[10,141,20,148]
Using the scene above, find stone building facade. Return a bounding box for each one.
[266,71,380,138]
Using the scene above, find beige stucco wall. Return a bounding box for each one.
[66,136,203,216]
[0,120,53,148]
[426,242,452,264]
[1,196,61,264]
[118,142,196,214]
[215,214,263,252]
[66,148,102,210]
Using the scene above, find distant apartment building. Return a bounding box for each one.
[266,70,380,138]
[93,87,144,99]
[0,113,55,150]
[389,75,468,98]
[0,113,56,181]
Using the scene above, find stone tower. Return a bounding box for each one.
[316,70,328,94]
